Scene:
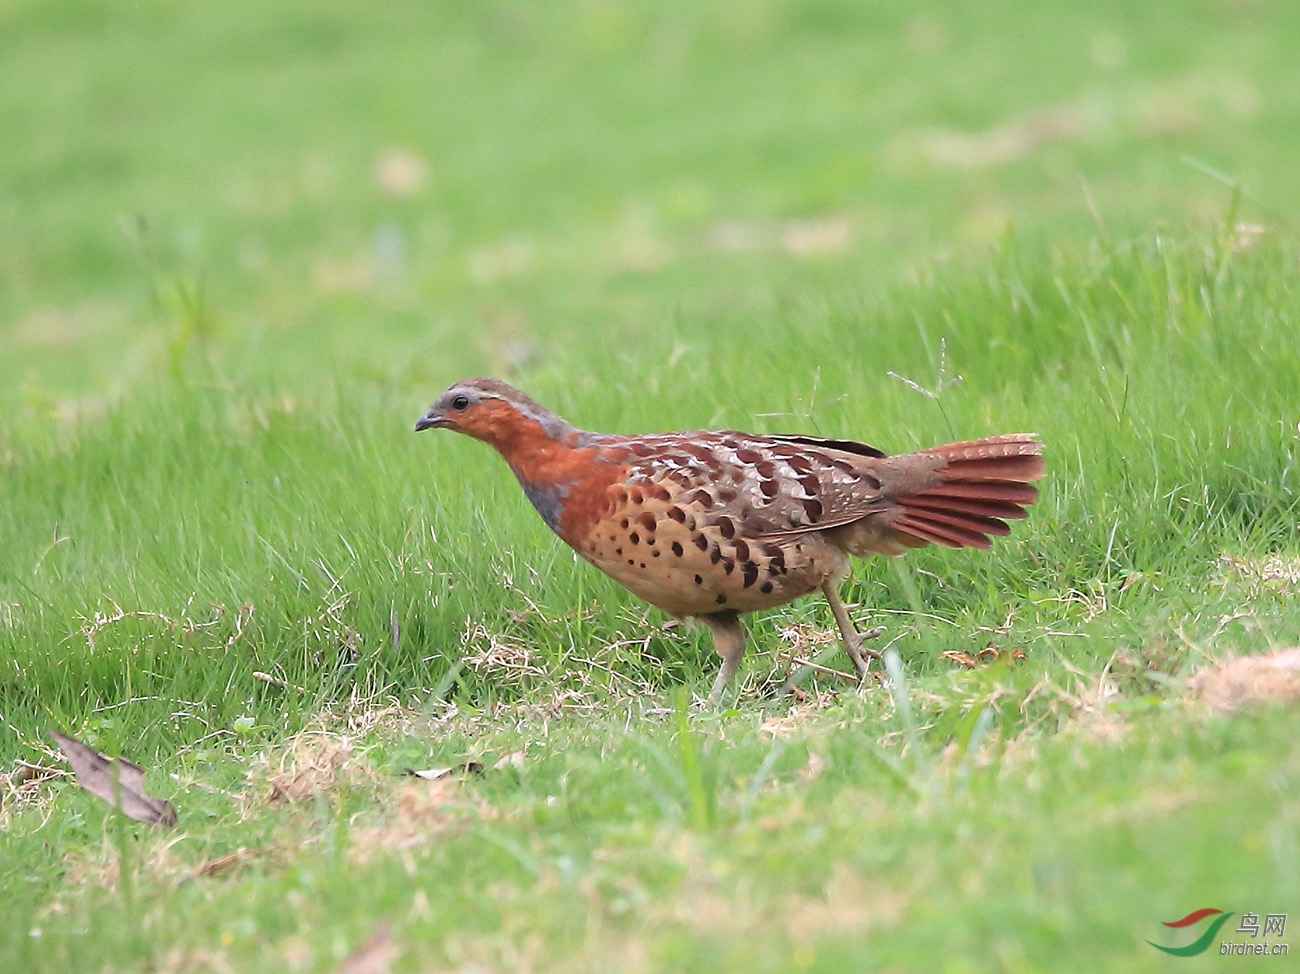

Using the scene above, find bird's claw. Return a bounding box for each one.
[845,625,886,681]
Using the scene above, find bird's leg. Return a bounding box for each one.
[701,611,746,700]
[821,582,885,683]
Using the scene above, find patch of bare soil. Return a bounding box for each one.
[1187,648,1300,713]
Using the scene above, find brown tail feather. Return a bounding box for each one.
[933,458,1045,482]
[921,480,1040,504]
[893,514,993,549]
[892,434,1044,550]
[917,433,1044,458]
[905,493,1030,521]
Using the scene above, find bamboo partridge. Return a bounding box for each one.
[416,378,1045,697]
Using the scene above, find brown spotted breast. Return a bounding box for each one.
[567,430,886,616]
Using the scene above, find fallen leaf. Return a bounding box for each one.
[942,646,1025,667]
[50,729,177,826]
[405,766,453,780]
[402,761,483,780]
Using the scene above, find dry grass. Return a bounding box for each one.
[249,731,370,808]
[1221,553,1300,592]
[348,777,487,864]
[461,623,552,686]
[0,760,67,831]
[1187,647,1300,713]
[1056,658,1128,745]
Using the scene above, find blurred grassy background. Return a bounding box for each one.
[4,0,1297,398]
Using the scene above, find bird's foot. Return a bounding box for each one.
[844,625,886,682]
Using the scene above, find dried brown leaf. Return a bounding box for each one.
[50,729,177,827]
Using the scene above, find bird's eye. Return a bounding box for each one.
[451,394,470,410]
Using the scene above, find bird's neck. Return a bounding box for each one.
[480,407,579,473]
[474,406,620,540]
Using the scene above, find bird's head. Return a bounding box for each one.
[414,377,576,449]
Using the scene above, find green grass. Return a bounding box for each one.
[7,0,1300,396]
[3,1,1300,971]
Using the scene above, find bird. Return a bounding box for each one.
[415,378,1044,698]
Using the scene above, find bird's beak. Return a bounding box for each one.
[414,410,448,432]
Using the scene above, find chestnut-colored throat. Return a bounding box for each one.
[463,402,613,541]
